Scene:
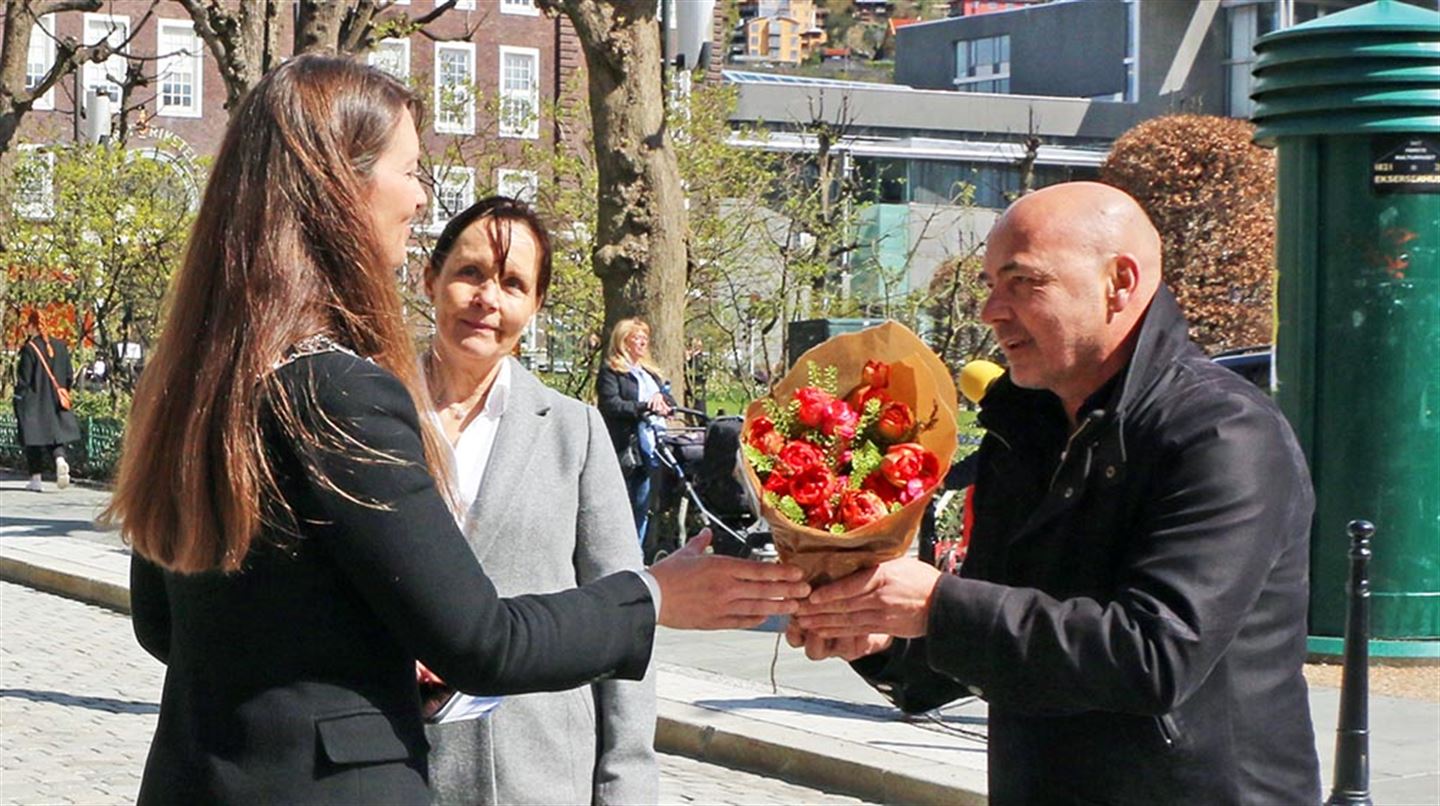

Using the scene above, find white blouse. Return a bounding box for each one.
[428,358,512,522]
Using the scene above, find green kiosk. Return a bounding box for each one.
[1251,0,1439,659]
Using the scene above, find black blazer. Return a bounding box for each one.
[130,350,655,805]
[595,363,672,459]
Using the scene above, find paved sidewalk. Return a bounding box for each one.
[3,475,1438,804]
[0,581,878,805]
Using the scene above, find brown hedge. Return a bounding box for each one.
[1100,114,1276,353]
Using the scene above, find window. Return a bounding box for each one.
[1224,4,1275,118]
[434,43,475,134]
[501,0,540,15]
[14,146,55,220]
[82,13,130,102]
[499,46,540,139]
[496,169,539,203]
[432,166,476,227]
[952,34,1010,94]
[157,20,202,117]
[369,38,410,80]
[26,16,57,111]
[1123,0,1139,102]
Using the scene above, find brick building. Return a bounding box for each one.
[15,0,576,230]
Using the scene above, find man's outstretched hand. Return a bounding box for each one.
[784,620,894,662]
[792,557,942,640]
[650,531,811,630]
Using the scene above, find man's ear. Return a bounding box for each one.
[1109,254,1141,313]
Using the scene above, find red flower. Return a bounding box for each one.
[879,443,940,490]
[794,387,834,429]
[806,497,837,529]
[748,415,785,455]
[822,399,859,441]
[777,440,826,475]
[839,489,889,530]
[790,466,839,508]
[874,401,916,443]
[862,360,891,389]
[764,470,791,494]
[845,384,890,412]
[862,472,900,505]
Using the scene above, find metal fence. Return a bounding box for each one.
[0,412,125,480]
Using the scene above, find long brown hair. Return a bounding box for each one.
[105,55,449,574]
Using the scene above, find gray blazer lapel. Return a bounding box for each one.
[462,361,550,561]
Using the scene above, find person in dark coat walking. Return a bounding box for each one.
[14,311,80,491]
[789,182,1321,805]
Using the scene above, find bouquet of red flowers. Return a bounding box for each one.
[740,322,958,583]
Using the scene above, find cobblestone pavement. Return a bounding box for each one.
[0,583,874,805]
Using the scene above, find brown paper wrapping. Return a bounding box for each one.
[740,321,959,584]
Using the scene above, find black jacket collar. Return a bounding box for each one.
[978,285,1198,448]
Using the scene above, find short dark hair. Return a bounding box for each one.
[428,196,554,303]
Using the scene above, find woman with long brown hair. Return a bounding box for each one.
[104,55,807,805]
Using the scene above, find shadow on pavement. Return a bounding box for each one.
[0,517,106,539]
[0,688,158,715]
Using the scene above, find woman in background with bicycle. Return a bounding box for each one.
[597,318,675,542]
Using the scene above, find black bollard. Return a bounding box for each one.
[1325,520,1374,806]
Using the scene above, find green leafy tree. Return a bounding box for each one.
[2,140,196,412]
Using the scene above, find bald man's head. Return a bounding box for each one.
[979,182,1163,421]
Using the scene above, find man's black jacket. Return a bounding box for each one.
[855,288,1321,805]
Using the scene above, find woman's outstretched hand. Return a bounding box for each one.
[649,530,810,630]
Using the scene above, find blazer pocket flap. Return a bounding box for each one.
[315,711,410,765]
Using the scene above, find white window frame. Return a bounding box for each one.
[433,42,476,134]
[14,145,56,220]
[82,13,130,103]
[496,168,539,203]
[432,166,476,229]
[501,0,540,16]
[368,37,411,81]
[27,15,57,111]
[498,45,540,140]
[156,19,203,118]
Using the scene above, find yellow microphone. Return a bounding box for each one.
[959,360,1005,405]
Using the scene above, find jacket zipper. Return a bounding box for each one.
[1156,714,1180,748]
[1048,416,1096,492]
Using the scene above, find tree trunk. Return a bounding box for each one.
[542,0,689,398]
[0,0,108,156]
[177,0,281,114]
[295,1,348,54]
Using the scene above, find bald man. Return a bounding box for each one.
[791,183,1320,804]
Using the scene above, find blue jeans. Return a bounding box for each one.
[628,451,660,544]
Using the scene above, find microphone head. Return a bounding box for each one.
[959,360,1005,404]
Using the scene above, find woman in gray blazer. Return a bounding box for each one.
[421,197,657,804]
